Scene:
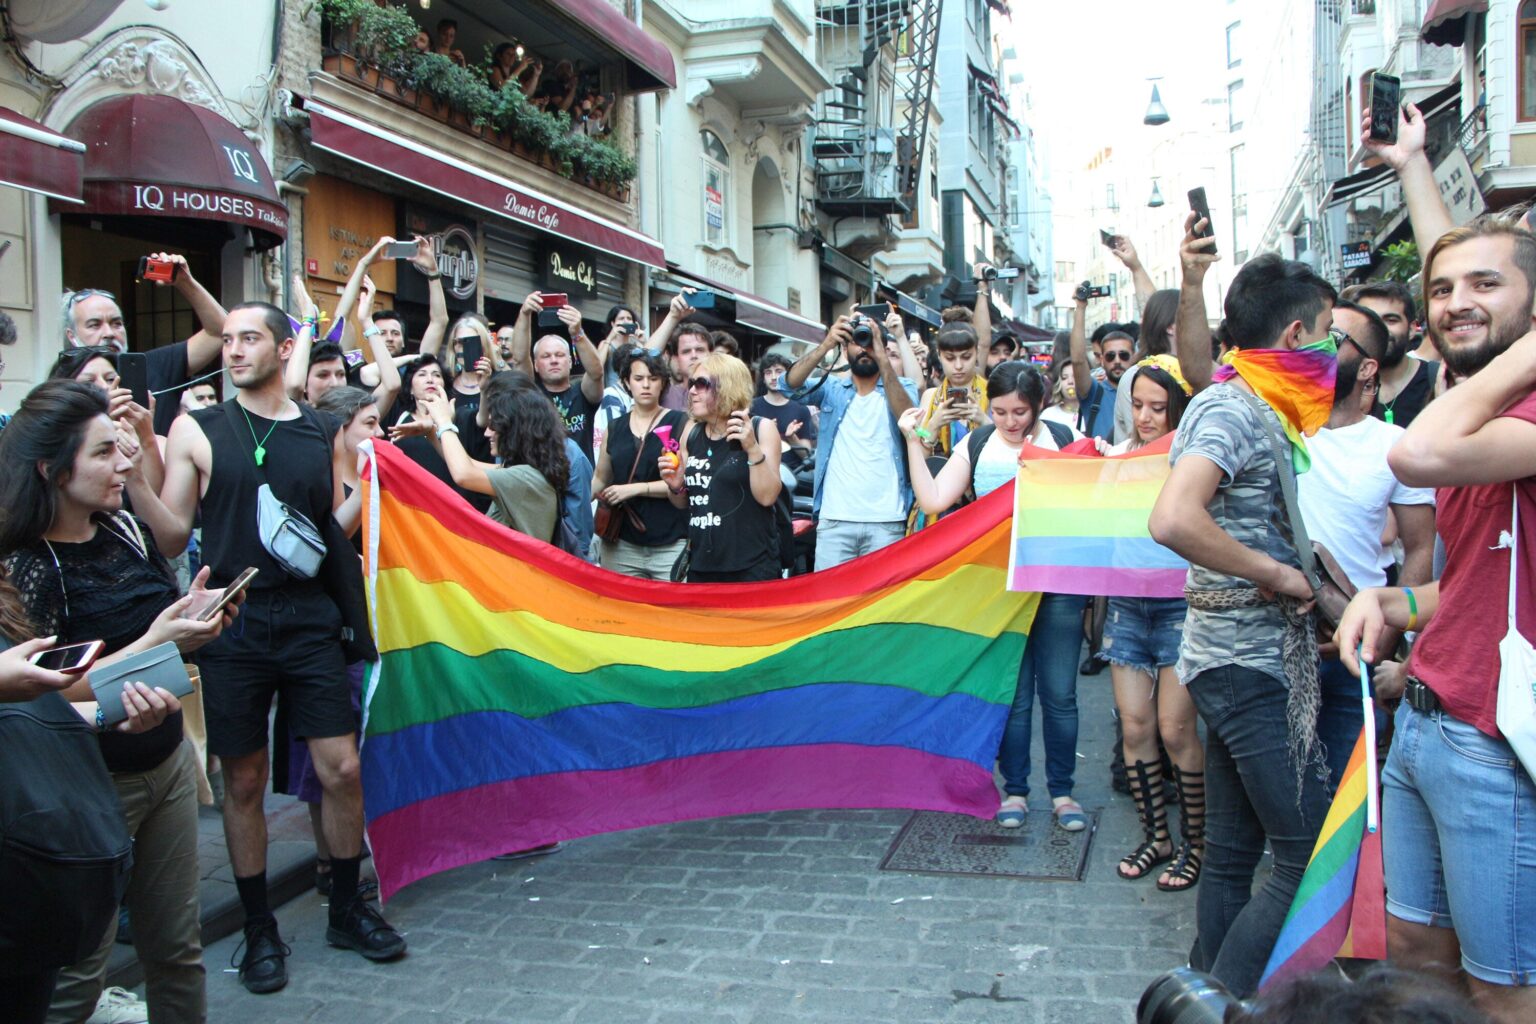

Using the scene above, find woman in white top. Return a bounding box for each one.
[898,362,1089,834]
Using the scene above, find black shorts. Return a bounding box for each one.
[196,585,354,758]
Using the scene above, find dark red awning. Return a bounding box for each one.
[663,266,826,344]
[305,100,665,269]
[1422,0,1488,46]
[60,94,287,248]
[0,106,84,203]
[541,0,676,92]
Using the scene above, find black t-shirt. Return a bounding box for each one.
[5,515,184,774]
[388,408,494,513]
[750,396,817,471]
[1371,358,1438,429]
[541,382,596,462]
[605,408,687,547]
[683,420,778,574]
[191,400,339,590]
[147,341,192,436]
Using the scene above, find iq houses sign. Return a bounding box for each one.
[83,181,288,240]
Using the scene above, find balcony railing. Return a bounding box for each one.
[1458,103,1488,154]
[1351,0,1376,15]
[318,0,635,198]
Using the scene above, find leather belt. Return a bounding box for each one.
[1404,677,1444,714]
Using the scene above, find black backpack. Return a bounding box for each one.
[961,421,1075,502]
[0,690,132,972]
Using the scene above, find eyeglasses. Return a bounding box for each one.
[687,377,716,392]
[1329,328,1370,360]
[1101,350,1134,363]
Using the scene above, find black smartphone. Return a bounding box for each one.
[1369,72,1401,144]
[1100,229,1118,247]
[856,303,892,322]
[117,352,150,409]
[459,335,483,372]
[1188,188,1217,253]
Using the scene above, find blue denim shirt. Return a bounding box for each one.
[563,438,595,560]
[780,372,919,517]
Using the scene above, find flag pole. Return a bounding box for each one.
[1358,645,1379,833]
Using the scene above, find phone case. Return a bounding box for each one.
[90,642,194,726]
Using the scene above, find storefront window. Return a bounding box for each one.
[701,130,730,248]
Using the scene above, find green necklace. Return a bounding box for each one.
[239,405,280,466]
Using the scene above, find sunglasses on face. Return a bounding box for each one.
[1329,328,1369,360]
[1102,350,1133,363]
[687,377,716,392]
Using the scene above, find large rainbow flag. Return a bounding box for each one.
[1258,728,1387,989]
[1008,433,1186,597]
[358,441,1038,901]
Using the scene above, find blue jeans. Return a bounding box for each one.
[1383,702,1536,985]
[1186,664,1331,997]
[998,592,1083,800]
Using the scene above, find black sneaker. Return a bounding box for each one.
[326,897,407,962]
[232,915,289,994]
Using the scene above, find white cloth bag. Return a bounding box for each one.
[1495,490,1536,780]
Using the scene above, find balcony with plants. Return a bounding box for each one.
[318,0,637,201]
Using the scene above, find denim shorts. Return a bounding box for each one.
[1382,701,1536,985]
[1102,597,1187,676]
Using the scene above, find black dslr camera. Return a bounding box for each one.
[849,313,877,346]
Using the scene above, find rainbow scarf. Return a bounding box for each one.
[1258,728,1387,989]
[359,440,1038,901]
[1008,433,1187,597]
[1211,338,1336,473]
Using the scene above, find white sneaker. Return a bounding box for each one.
[86,987,149,1024]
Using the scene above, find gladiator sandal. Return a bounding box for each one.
[1117,759,1173,880]
[1158,766,1205,892]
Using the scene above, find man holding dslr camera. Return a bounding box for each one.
[782,308,917,570]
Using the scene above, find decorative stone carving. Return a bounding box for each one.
[95,38,219,109]
[45,28,240,133]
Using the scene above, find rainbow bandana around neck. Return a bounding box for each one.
[1211,337,1337,473]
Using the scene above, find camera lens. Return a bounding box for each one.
[1137,968,1244,1024]
[851,323,873,345]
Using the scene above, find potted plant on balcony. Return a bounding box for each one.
[320,0,418,89]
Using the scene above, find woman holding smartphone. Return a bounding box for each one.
[658,352,783,583]
[0,381,236,1023]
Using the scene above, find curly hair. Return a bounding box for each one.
[482,373,570,495]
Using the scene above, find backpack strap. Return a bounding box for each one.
[1044,419,1074,449]
[962,423,996,503]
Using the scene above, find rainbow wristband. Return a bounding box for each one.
[1404,587,1419,632]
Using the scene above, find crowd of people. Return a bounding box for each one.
[0,98,1530,1024]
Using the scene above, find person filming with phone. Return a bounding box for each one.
[0,379,241,1023]
[508,291,605,461]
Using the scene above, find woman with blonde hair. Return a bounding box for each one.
[442,314,497,414]
[658,352,782,582]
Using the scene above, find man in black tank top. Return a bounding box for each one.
[159,302,404,994]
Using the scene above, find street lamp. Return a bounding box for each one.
[1147,179,1165,208]
[1144,83,1170,126]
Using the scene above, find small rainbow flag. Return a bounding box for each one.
[1258,728,1387,989]
[1007,433,1187,597]
[358,441,1039,901]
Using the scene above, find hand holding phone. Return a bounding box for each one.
[117,352,151,411]
[383,240,419,260]
[1100,229,1118,248]
[192,567,258,624]
[29,639,105,674]
[136,256,179,284]
[1368,72,1401,144]
[1187,188,1217,253]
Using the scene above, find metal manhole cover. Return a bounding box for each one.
[878,810,1096,881]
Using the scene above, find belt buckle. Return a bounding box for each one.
[1405,677,1438,713]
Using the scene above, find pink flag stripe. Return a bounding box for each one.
[367,744,996,901]
[1009,564,1187,598]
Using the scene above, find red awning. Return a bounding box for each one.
[541,0,676,92]
[305,100,665,269]
[0,106,85,203]
[60,94,287,248]
[1421,0,1488,46]
[664,266,826,344]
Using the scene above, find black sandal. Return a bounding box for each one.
[1118,760,1173,880]
[1158,766,1204,892]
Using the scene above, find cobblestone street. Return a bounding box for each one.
[200,670,1197,1023]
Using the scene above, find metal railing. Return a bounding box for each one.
[1351,0,1376,16]
[1458,103,1488,152]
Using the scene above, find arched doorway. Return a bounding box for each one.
[751,157,788,305]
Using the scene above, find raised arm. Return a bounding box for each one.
[1176,212,1220,392]
[972,262,993,345]
[152,252,228,373]
[788,317,850,390]
[561,305,605,404]
[885,308,920,381]
[647,291,692,356]
[414,235,449,359]
[871,321,914,417]
[510,292,541,377]
[356,275,400,410]
[1069,285,1094,400]
[1389,329,1536,486]
[1361,103,1453,265]
[333,236,393,353]
[898,407,972,513]
[1109,234,1156,310]
[283,316,317,401]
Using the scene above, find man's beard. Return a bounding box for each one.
[1379,332,1411,370]
[849,353,880,379]
[1436,312,1527,379]
[1333,357,1361,408]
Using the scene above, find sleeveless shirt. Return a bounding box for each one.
[683,419,778,574]
[606,408,687,547]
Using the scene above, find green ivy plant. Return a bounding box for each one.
[318,0,634,189]
[1381,240,1420,284]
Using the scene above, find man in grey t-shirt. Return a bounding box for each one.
[1149,253,1336,997]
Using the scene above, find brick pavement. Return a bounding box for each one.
[197,667,1197,1023]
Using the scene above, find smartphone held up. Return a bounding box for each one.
[1368,72,1401,144]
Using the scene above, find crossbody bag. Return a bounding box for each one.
[222,401,327,579]
[595,409,663,543]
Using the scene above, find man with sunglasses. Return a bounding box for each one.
[62,252,228,436]
[1296,302,1435,785]
[1069,282,1132,441]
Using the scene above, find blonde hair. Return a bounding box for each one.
[448,314,492,352]
[694,351,754,421]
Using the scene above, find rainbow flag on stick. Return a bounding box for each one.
[358,441,1038,901]
[1258,727,1387,989]
[1008,433,1187,597]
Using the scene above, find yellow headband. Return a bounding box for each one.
[1135,353,1193,396]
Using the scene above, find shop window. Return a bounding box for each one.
[1521,1,1536,121]
[701,130,730,248]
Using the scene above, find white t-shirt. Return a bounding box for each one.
[1297,417,1434,589]
[1041,403,1078,432]
[955,424,1065,498]
[819,390,905,522]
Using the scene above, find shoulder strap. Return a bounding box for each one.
[1044,419,1074,449]
[1232,388,1319,590]
[622,409,663,485]
[966,422,995,465]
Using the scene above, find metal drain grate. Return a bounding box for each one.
[878,810,1096,881]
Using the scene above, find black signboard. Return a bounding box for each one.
[397,204,479,313]
[538,237,601,302]
[1340,240,1373,270]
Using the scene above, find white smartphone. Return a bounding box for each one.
[29,639,105,675]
